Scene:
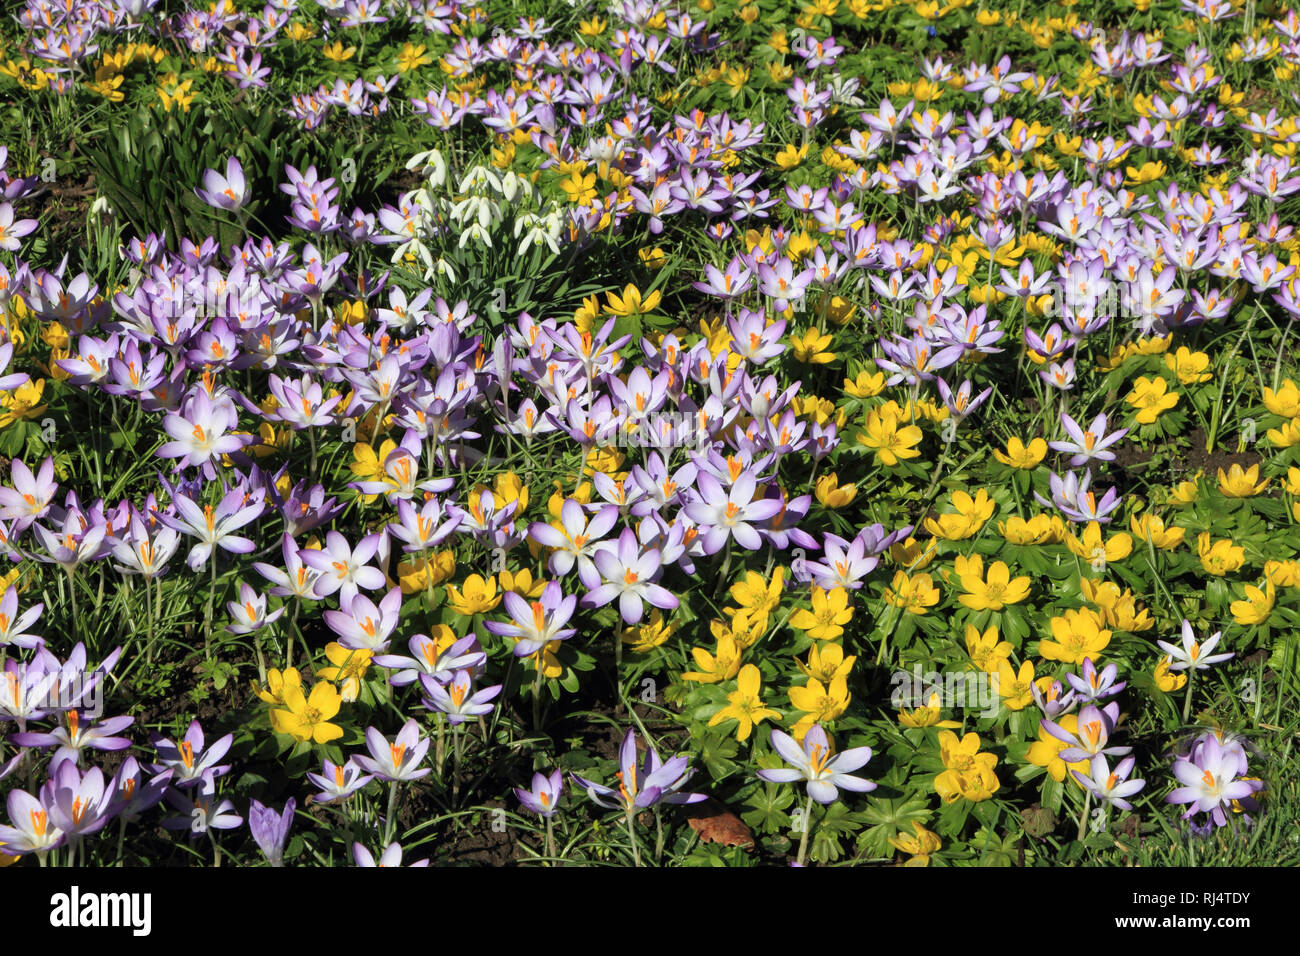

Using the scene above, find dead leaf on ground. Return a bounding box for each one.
[686,798,754,849]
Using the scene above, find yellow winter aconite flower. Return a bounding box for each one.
[890,535,938,570]
[682,634,742,683]
[1267,418,1300,447]
[1125,160,1166,185]
[1027,714,1090,782]
[898,692,963,728]
[1265,559,1300,588]
[270,681,344,744]
[1039,607,1112,664]
[1198,532,1245,576]
[890,820,943,866]
[935,731,1000,803]
[727,566,785,622]
[789,586,854,641]
[844,369,888,398]
[706,608,763,650]
[1154,655,1188,692]
[992,436,1047,469]
[0,379,47,428]
[883,570,941,614]
[498,567,545,600]
[1217,463,1269,497]
[560,168,597,205]
[322,39,357,61]
[774,143,810,170]
[857,406,923,466]
[1169,473,1202,506]
[491,471,529,512]
[789,675,850,740]
[814,473,857,509]
[397,550,455,593]
[445,574,502,615]
[1287,467,1300,496]
[998,513,1060,545]
[605,284,661,317]
[638,246,667,270]
[1126,375,1179,424]
[790,327,836,364]
[1164,347,1212,385]
[708,664,780,742]
[965,623,1013,673]
[1129,513,1185,550]
[1263,379,1300,418]
[924,488,996,540]
[957,558,1031,610]
[316,643,371,703]
[254,667,302,707]
[1067,521,1133,564]
[285,21,316,42]
[622,608,677,653]
[798,642,856,685]
[997,660,1043,711]
[1230,582,1275,626]
[396,42,433,72]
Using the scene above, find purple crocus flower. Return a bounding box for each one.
[0,585,43,650]
[682,471,783,555]
[1167,731,1263,828]
[1072,755,1145,811]
[0,457,58,531]
[529,500,619,589]
[300,531,385,602]
[515,769,563,817]
[354,719,432,782]
[582,527,678,624]
[1157,619,1233,672]
[0,786,65,855]
[248,797,295,866]
[1065,657,1126,703]
[758,724,875,804]
[1049,412,1128,468]
[1045,702,1131,764]
[226,581,284,635]
[421,670,501,726]
[570,729,705,813]
[107,757,172,823]
[306,758,374,804]
[45,761,115,841]
[11,709,134,769]
[163,773,242,836]
[353,841,429,867]
[253,533,324,601]
[323,587,403,653]
[157,388,250,478]
[150,719,233,788]
[1035,469,1121,524]
[156,486,265,571]
[374,633,485,687]
[484,580,577,657]
[196,156,248,211]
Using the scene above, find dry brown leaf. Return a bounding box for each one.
[686,798,754,849]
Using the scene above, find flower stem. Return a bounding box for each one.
[1182,669,1194,723]
[204,556,218,660]
[1076,790,1093,842]
[796,794,815,867]
[545,814,556,865]
[625,809,642,867]
[385,781,400,845]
